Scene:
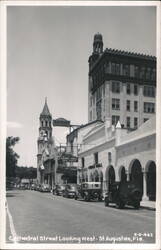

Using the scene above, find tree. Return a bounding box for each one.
[6,136,20,178]
[15,166,37,180]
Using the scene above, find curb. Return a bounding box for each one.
[140,205,156,211]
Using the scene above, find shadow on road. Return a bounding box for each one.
[6,191,23,198]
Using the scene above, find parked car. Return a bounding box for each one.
[30,183,37,190]
[63,184,78,198]
[40,184,51,192]
[35,184,41,191]
[53,184,66,196]
[75,182,102,201]
[104,181,142,209]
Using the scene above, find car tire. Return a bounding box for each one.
[84,194,90,202]
[104,198,109,207]
[116,200,125,209]
[133,201,140,209]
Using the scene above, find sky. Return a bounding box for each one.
[7,5,156,168]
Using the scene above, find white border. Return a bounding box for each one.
[0,1,160,250]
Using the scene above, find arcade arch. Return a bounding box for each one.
[105,165,115,190]
[146,161,156,201]
[129,159,143,195]
[118,166,127,182]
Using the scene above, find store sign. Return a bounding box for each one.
[53,118,70,127]
[62,156,78,162]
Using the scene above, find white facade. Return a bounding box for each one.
[78,116,156,201]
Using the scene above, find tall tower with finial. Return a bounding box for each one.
[37,98,52,183]
[93,32,103,54]
[88,32,104,70]
[39,97,52,140]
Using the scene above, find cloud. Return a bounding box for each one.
[7,121,23,128]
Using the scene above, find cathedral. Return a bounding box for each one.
[37,99,77,187]
[37,99,55,186]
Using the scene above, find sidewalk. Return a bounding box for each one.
[140,200,156,210]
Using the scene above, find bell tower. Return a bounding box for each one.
[88,33,104,70]
[93,32,103,54]
[37,98,52,183]
[39,98,52,140]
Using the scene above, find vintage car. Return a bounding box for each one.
[104,181,142,209]
[63,184,78,198]
[30,183,37,190]
[40,184,51,192]
[75,182,102,201]
[53,184,66,196]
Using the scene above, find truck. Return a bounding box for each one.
[104,181,142,209]
[75,182,102,201]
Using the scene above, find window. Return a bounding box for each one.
[134,101,138,112]
[103,84,105,96]
[112,115,120,125]
[96,87,101,101]
[93,94,95,104]
[134,117,138,128]
[112,81,120,93]
[90,111,92,121]
[126,83,131,95]
[45,121,48,127]
[145,68,151,80]
[126,117,130,128]
[126,100,130,111]
[82,158,85,168]
[108,152,112,162]
[103,99,105,112]
[143,86,155,97]
[111,63,120,75]
[123,64,130,76]
[104,61,110,74]
[151,69,156,81]
[96,100,102,120]
[112,98,120,110]
[144,102,155,113]
[90,97,92,106]
[134,85,138,95]
[140,67,145,79]
[134,66,139,78]
[94,152,98,164]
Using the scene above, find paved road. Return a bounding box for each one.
[6,190,155,244]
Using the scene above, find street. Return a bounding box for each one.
[6,190,155,244]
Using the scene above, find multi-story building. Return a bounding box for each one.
[66,33,156,202]
[88,33,156,129]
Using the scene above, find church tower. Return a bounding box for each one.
[37,98,52,183]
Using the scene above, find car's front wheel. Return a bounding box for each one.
[133,201,140,209]
[116,200,125,209]
[104,197,109,207]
